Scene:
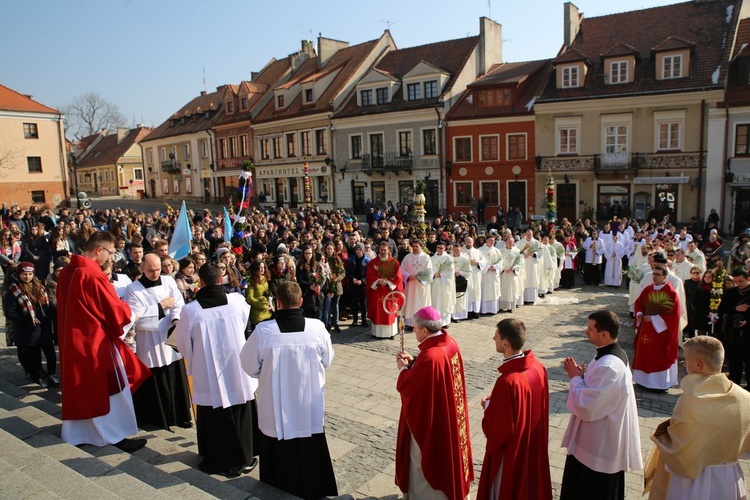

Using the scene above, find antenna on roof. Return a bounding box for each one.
[380,18,398,30]
[202,66,206,93]
[488,0,491,19]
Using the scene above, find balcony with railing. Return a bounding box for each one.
[362,152,413,175]
[536,151,705,175]
[161,160,180,173]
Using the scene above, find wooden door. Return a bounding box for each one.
[557,183,577,223]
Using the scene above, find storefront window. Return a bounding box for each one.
[399,181,414,206]
[654,183,678,223]
[372,181,386,208]
[318,177,330,203]
[596,183,630,221]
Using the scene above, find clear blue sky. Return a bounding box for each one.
[1,0,678,132]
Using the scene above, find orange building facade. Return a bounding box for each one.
[444,60,550,222]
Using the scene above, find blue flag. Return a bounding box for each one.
[168,201,193,260]
[223,208,232,243]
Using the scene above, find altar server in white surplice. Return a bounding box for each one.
[604,233,626,287]
[499,236,522,312]
[240,281,337,499]
[401,239,433,327]
[125,253,192,430]
[479,234,502,315]
[174,262,258,477]
[550,236,565,290]
[462,236,485,318]
[539,235,556,296]
[430,241,455,327]
[452,244,471,321]
[515,230,542,304]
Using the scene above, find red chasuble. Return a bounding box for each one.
[396,332,473,499]
[477,351,552,500]
[633,281,681,373]
[57,255,151,420]
[365,256,404,326]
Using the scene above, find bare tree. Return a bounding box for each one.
[0,145,20,179]
[62,92,127,140]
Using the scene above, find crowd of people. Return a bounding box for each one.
[2,199,750,499]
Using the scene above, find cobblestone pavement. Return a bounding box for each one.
[2,281,748,499]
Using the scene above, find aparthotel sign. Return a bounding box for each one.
[255,164,329,178]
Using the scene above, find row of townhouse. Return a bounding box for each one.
[74,126,152,199]
[137,0,750,234]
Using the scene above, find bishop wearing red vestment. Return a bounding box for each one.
[634,267,681,390]
[396,306,473,499]
[478,318,552,500]
[366,241,404,338]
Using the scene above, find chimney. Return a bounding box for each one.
[200,90,207,96]
[251,71,259,81]
[290,41,315,72]
[116,127,129,144]
[317,36,349,67]
[564,2,582,47]
[479,17,503,75]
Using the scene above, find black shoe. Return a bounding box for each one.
[333,326,342,333]
[177,421,193,429]
[221,467,242,478]
[114,437,147,453]
[47,374,60,388]
[242,457,259,474]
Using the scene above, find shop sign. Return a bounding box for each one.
[634,176,689,184]
[732,172,750,185]
[256,164,329,178]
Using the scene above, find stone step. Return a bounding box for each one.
[0,454,63,499]
[0,381,278,499]
[0,427,120,499]
[0,388,228,499]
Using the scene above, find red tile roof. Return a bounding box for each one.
[142,87,227,142]
[447,59,552,120]
[76,127,152,168]
[335,36,480,119]
[212,58,291,127]
[0,84,59,114]
[254,39,381,123]
[540,0,740,103]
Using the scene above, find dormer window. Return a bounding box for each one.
[277,95,285,107]
[407,83,421,101]
[610,61,628,84]
[562,66,579,88]
[663,54,682,79]
[305,89,314,103]
[424,80,438,99]
[227,101,234,113]
[478,88,512,107]
[361,89,373,106]
[241,97,248,110]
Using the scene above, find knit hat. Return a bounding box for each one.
[276,243,288,254]
[355,242,365,253]
[18,261,35,273]
[415,306,441,322]
[215,247,231,259]
[53,257,70,270]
